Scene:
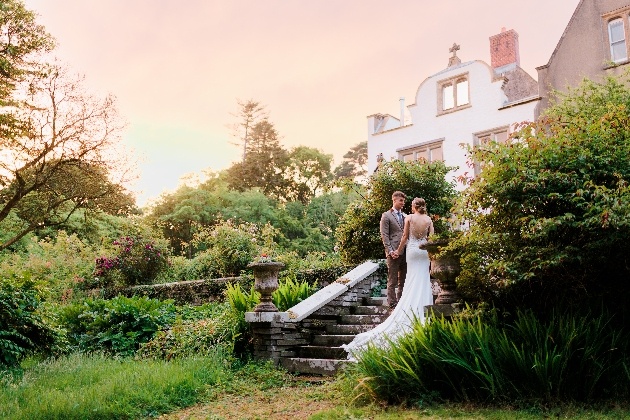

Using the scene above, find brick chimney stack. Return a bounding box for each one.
[489,27,520,71]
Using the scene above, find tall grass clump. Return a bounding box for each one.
[138,302,242,360]
[350,310,630,404]
[0,351,229,419]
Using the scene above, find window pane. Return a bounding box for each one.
[495,131,508,143]
[612,40,628,61]
[442,85,454,110]
[456,80,469,106]
[430,146,443,162]
[417,149,429,162]
[478,135,491,145]
[402,153,413,162]
[610,19,625,42]
[609,19,627,62]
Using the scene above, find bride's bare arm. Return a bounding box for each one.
[396,218,410,254]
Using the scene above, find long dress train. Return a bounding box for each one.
[342,236,433,359]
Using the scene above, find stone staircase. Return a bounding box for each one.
[245,261,447,376]
[280,294,389,375]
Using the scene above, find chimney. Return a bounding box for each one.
[399,97,405,127]
[489,27,520,72]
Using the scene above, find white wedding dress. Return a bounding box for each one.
[343,235,433,359]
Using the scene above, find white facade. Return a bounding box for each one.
[367,36,539,186]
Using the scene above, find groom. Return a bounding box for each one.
[380,191,408,309]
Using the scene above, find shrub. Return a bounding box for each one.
[351,309,630,404]
[336,159,457,264]
[60,296,176,356]
[0,274,57,367]
[92,235,170,288]
[0,232,97,302]
[276,251,352,287]
[138,303,241,359]
[190,221,260,278]
[453,74,630,313]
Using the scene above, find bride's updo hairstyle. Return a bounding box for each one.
[412,197,427,214]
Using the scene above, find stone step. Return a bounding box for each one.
[280,357,348,376]
[312,334,355,346]
[354,305,389,315]
[298,345,347,359]
[340,314,388,325]
[327,324,376,334]
[364,296,387,306]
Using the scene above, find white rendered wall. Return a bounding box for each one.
[367,60,537,188]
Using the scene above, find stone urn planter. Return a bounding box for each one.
[248,261,285,312]
[420,239,462,305]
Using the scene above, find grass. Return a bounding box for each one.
[1,352,629,419]
[0,351,229,419]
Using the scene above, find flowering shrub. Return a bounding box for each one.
[92,235,170,288]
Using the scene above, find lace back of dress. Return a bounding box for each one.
[410,215,431,240]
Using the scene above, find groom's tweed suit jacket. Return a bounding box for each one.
[380,209,406,258]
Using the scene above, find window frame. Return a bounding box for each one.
[397,138,445,164]
[472,126,510,176]
[608,18,628,63]
[437,72,471,116]
[602,8,630,66]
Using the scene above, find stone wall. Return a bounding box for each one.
[245,261,383,363]
[102,276,252,305]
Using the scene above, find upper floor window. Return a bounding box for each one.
[609,18,628,63]
[398,139,444,163]
[472,126,510,176]
[438,74,470,115]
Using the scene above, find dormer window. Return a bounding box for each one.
[438,73,470,115]
[609,18,628,63]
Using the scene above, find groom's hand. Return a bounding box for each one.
[391,251,399,259]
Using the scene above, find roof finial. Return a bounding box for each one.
[448,42,461,67]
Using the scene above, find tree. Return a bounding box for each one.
[0,65,134,250]
[226,119,288,199]
[452,74,630,313]
[229,98,267,161]
[0,0,55,104]
[284,146,333,203]
[336,159,457,263]
[334,141,368,182]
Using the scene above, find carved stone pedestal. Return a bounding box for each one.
[248,261,284,313]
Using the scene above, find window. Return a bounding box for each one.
[602,8,630,66]
[473,126,510,175]
[397,139,444,163]
[438,73,470,115]
[609,18,627,63]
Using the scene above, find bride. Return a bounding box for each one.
[343,197,434,358]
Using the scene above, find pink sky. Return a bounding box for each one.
[23,0,580,206]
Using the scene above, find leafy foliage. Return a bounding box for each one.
[336,159,457,263]
[453,74,630,312]
[0,65,135,251]
[351,310,630,404]
[60,296,176,356]
[91,235,170,288]
[189,220,262,278]
[334,141,368,182]
[226,119,289,199]
[0,274,56,366]
[284,146,333,203]
[137,302,241,360]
